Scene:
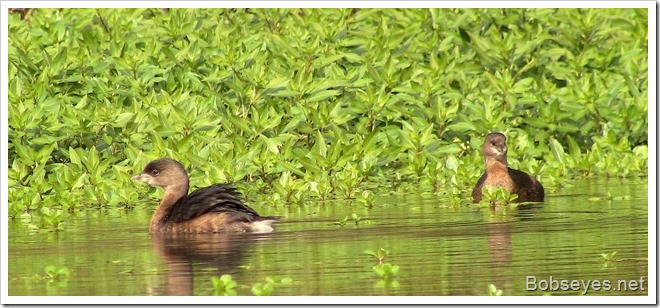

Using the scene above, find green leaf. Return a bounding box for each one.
[69,147,81,166]
[277,161,304,177]
[566,135,581,156]
[315,131,327,157]
[511,77,534,93]
[114,113,135,127]
[306,90,340,102]
[259,134,280,154]
[549,138,565,165]
[226,114,253,135]
[75,95,88,109]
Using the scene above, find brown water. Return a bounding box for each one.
[7,178,648,296]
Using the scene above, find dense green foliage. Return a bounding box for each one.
[7,8,648,223]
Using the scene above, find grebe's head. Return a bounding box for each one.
[482,132,508,164]
[131,158,189,190]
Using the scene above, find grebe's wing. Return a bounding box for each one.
[167,184,261,223]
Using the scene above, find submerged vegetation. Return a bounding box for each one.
[8,8,648,223]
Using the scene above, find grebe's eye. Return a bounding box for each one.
[151,169,160,176]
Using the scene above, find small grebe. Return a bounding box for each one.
[132,158,278,234]
[472,132,544,203]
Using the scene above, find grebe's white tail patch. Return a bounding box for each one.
[250,219,277,234]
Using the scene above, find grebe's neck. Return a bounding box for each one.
[485,156,508,173]
[149,183,188,233]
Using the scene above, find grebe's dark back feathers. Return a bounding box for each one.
[507,168,545,201]
[167,184,262,223]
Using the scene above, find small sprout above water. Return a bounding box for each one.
[210,275,291,296]
[334,216,349,226]
[598,251,645,268]
[488,283,503,296]
[44,265,70,283]
[600,251,618,261]
[335,213,363,226]
[351,213,362,224]
[364,249,399,284]
[251,276,292,296]
[364,248,390,264]
[211,274,237,296]
[251,282,274,296]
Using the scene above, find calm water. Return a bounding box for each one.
[8,178,648,296]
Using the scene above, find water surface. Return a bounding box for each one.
[8,178,648,296]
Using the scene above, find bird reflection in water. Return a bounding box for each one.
[150,233,261,296]
[486,203,543,292]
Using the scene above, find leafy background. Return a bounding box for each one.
[7,8,648,225]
